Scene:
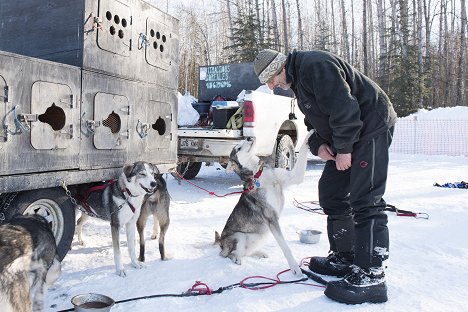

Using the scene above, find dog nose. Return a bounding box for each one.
[246,137,252,141]
[150,181,157,188]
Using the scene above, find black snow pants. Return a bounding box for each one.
[318,127,394,269]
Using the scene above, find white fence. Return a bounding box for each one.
[390,119,468,157]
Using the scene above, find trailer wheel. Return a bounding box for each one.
[177,162,202,180]
[275,134,295,170]
[4,188,75,261]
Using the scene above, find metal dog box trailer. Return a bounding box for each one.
[0,0,179,260]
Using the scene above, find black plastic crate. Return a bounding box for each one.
[212,107,238,129]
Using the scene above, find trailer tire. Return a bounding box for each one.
[4,188,75,261]
[275,134,295,170]
[177,162,202,180]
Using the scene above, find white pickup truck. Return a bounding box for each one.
[177,62,308,179]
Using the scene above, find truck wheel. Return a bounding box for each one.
[177,162,202,179]
[4,188,75,261]
[275,134,295,170]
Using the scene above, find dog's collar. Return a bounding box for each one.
[244,166,263,192]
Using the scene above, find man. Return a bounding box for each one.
[253,49,397,304]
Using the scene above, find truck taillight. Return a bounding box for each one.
[243,100,255,127]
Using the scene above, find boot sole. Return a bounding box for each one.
[324,287,388,304]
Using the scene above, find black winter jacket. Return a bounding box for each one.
[286,50,397,155]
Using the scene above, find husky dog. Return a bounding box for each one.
[137,170,170,262]
[215,132,312,277]
[0,214,62,312]
[74,161,157,277]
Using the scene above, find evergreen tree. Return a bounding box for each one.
[225,11,273,63]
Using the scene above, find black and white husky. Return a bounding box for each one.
[215,131,312,277]
[0,214,61,312]
[74,161,157,277]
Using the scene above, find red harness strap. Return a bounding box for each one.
[74,180,137,215]
[121,188,136,213]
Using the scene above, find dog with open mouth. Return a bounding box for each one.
[215,131,313,277]
[73,161,157,276]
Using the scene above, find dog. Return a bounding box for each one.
[73,161,157,277]
[136,170,170,262]
[0,214,62,312]
[215,131,312,277]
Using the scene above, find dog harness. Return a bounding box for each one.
[74,180,137,218]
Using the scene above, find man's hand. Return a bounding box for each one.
[317,144,335,161]
[335,153,351,171]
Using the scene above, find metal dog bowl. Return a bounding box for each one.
[298,229,322,244]
[71,293,115,312]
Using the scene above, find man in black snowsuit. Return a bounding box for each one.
[254,49,397,304]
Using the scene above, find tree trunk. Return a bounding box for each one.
[363,0,368,74]
[296,0,304,49]
[340,0,350,61]
[281,0,289,53]
[456,0,466,106]
[270,0,280,49]
[377,0,388,90]
[417,0,424,108]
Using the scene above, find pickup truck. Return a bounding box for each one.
[177,62,308,179]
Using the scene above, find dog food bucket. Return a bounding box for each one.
[298,229,322,244]
[71,293,115,312]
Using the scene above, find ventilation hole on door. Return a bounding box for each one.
[38,103,66,131]
[152,117,166,135]
[106,11,112,21]
[102,111,121,133]
[153,41,157,49]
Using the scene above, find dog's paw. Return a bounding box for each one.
[290,264,303,278]
[78,240,85,247]
[131,261,143,269]
[150,234,159,240]
[228,254,242,265]
[305,130,314,142]
[251,251,269,259]
[116,269,127,277]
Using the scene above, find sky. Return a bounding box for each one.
[44,107,468,312]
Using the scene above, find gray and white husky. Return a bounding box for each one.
[74,161,157,277]
[0,214,61,312]
[215,131,312,277]
[137,170,170,262]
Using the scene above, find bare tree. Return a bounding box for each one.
[281,0,289,53]
[377,0,388,89]
[269,0,280,49]
[296,0,304,49]
[363,0,368,74]
[340,0,350,61]
[456,0,466,106]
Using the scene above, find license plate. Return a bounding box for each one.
[179,138,200,150]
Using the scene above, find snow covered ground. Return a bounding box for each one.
[45,108,468,312]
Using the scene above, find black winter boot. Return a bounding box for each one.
[324,265,387,304]
[308,251,353,277]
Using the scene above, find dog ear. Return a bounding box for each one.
[214,231,221,244]
[152,163,160,176]
[123,164,134,180]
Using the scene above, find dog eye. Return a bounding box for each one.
[138,172,146,176]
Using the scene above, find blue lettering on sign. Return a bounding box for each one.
[205,65,231,89]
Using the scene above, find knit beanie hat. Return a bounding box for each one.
[254,49,287,83]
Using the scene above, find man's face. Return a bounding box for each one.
[266,68,291,90]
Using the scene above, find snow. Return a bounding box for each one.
[45,108,468,312]
[402,106,468,120]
